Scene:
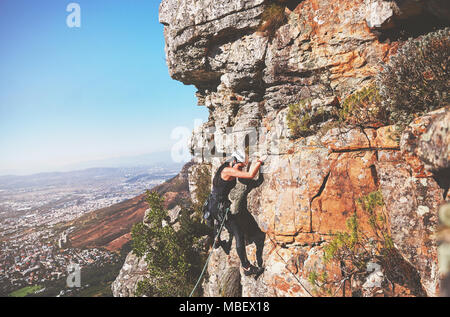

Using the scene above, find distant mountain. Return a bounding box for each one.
[63,161,194,252]
[58,151,178,171]
[0,151,182,177]
[65,193,149,252]
[0,164,182,191]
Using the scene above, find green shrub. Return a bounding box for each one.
[337,83,387,127]
[356,190,394,252]
[258,1,287,38]
[286,99,312,138]
[376,27,450,126]
[131,191,207,297]
[310,191,397,296]
[286,98,334,138]
[286,98,315,138]
[322,213,363,266]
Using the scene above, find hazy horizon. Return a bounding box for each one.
[0,1,208,176]
[0,149,185,177]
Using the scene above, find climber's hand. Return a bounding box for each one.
[252,152,268,163]
[258,154,268,162]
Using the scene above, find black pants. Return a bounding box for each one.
[222,215,250,268]
[210,196,264,268]
[217,214,265,268]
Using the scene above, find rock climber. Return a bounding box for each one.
[203,149,267,277]
[228,167,266,278]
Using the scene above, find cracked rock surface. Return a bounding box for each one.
[161,0,448,297]
[114,0,450,297]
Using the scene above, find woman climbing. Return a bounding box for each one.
[205,150,266,277]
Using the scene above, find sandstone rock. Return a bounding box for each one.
[363,0,396,28]
[203,236,241,297]
[361,262,385,297]
[111,252,149,297]
[376,161,443,296]
[363,0,450,30]
[320,128,377,152]
[260,246,314,297]
[312,151,379,235]
[416,107,450,173]
[218,267,242,297]
[153,0,449,298]
[263,0,392,110]
[167,205,182,224]
[254,147,330,241]
[374,125,400,149]
[160,0,265,89]
[400,107,449,178]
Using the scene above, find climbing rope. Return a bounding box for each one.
[267,234,314,297]
[189,207,230,297]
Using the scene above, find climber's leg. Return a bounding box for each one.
[216,235,232,255]
[224,215,250,268]
[254,232,265,268]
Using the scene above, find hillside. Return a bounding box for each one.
[63,161,194,252]
[64,194,147,251]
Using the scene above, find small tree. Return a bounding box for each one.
[376,27,449,126]
[308,191,395,296]
[131,191,206,297]
[191,165,211,222]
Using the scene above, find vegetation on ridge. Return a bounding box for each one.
[336,83,387,128]
[258,0,288,38]
[131,191,210,297]
[286,28,449,139]
[307,190,400,297]
[376,27,450,127]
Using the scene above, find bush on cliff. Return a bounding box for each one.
[308,191,395,296]
[191,165,212,222]
[288,28,449,139]
[258,1,287,38]
[131,191,209,297]
[336,83,388,128]
[286,99,314,138]
[286,98,336,138]
[376,27,450,126]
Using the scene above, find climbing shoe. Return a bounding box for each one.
[221,240,231,255]
[215,239,231,255]
[243,264,264,277]
[213,238,221,249]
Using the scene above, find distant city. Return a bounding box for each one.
[0,162,182,296]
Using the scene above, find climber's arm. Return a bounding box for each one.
[223,160,262,179]
[239,171,264,187]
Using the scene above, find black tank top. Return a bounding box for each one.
[212,162,236,201]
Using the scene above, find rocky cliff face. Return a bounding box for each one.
[114,0,449,297]
[158,0,449,297]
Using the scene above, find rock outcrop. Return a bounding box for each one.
[157,0,449,297]
[113,0,449,297]
[111,252,149,297]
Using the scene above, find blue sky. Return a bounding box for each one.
[0,0,208,175]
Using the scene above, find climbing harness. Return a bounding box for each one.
[189,206,230,297]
